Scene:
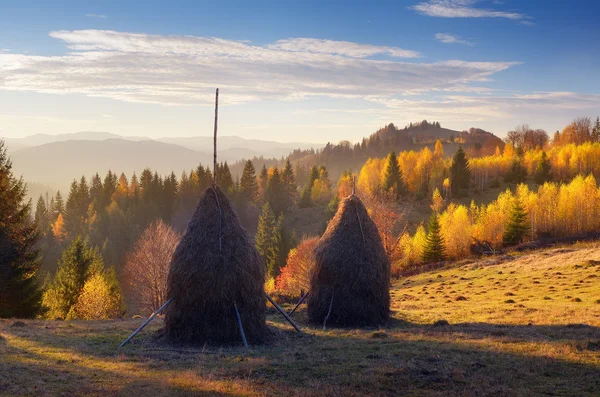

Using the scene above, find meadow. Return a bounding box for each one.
[1,243,599,396]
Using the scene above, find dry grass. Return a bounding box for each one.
[1,243,599,396]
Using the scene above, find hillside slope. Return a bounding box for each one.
[394,243,600,326]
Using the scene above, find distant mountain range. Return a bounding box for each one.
[1,123,504,197]
[1,131,322,193]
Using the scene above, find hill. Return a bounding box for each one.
[1,243,598,396]
[157,135,321,159]
[9,139,212,190]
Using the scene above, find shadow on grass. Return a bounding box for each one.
[2,317,600,396]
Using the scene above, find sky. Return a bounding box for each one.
[1,0,599,143]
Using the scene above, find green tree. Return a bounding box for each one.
[0,140,43,318]
[382,151,405,198]
[504,160,528,184]
[35,195,50,236]
[503,198,530,247]
[326,194,340,221]
[421,213,446,263]
[54,190,65,217]
[299,165,320,208]
[265,167,286,214]
[534,151,552,185]
[281,158,298,207]
[216,162,234,194]
[240,160,259,203]
[256,203,279,278]
[42,237,104,319]
[450,145,471,193]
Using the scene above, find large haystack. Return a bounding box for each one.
[165,185,267,345]
[307,194,390,327]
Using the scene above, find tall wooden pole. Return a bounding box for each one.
[213,88,219,185]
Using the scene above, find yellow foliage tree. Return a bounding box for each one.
[51,213,66,242]
[69,273,124,320]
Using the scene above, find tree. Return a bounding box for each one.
[275,237,319,295]
[503,198,530,246]
[450,146,471,193]
[54,191,65,218]
[592,117,600,143]
[281,158,298,207]
[70,271,125,320]
[259,164,269,199]
[421,213,446,263]
[382,152,405,198]
[42,237,104,319]
[504,160,527,184]
[265,167,286,214]
[52,213,67,243]
[0,140,43,318]
[299,165,320,207]
[255,203,279,279]
[431,188,444,213]
[35,195,50,236]
[124,220,180,314]
[240,160,259,204]
[534,151,552,185]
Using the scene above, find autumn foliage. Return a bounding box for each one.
[275,237,319,296]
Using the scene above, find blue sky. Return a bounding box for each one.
[1,0,599,142]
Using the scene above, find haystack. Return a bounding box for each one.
[164,185,268,345]
[307,194,390,327]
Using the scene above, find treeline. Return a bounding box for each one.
[32,158,337,278]
[398,174,600,272]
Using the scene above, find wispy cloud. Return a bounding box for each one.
[85,13,107,18]
[0,30,518,106]
[411,0,528,20]
[268,38,421,59]
[435,33,474,46]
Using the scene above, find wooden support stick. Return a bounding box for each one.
[119,298,173,348]
[213,88,219,185]
[234,301,249,349]
[266,294,302,333]
[288,291,309,316]
[323,293,334,330]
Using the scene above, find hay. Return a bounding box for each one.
[165,185,267,345]
[307,194,390,327]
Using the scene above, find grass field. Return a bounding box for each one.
[1,244,599,396]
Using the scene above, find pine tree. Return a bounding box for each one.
[240,160,259,203]
[265,167,286,214]
[42,237,104,319]
[90,173,104,207]
[259,164,268,200]
[450,145,471,193]
[281,158,298,207]
[504,160,527,184]
[382,151,405,198]
[502,198,530,247]
[35,195,50,236]
[421,213,446,263]
[326,194,340,221]
[55,191,65,216]
[0,140,43,318]
[256,202,279,278]
[534,151,552,185]
[103,171,117,206]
